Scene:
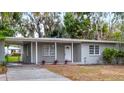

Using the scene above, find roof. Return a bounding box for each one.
[5,37,123,44]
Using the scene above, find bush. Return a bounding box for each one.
[11,52,21,56]
[103,48,124,64]
[115,51,124,58]
[103,48,117,64]
[42,60,45,65]
[115,51,124,64]
[64,60,68,64]
[53,60,58,65]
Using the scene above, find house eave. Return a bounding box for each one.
[5,37,124,44]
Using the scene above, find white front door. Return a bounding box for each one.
[65,45,71,61]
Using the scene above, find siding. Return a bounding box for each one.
[31,42,79,63]
[81,43,117,64]
[73,43,81,62]
[57,44,65,62]
[37,42,55,63]
[0,41,4,63]
[32,42,55,63]
[32,42,36,64]
[23,43,31,63]
[31,42,81,64]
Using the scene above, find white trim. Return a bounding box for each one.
[42,45,55,56]
[31,42,33,63]
[6,37,123,44]
[72,42,73,63]
[55,42,57,60]
[89,44,100,55]
[65,45,72,61]
[36,41,38,64]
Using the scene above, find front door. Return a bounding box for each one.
[65,45,71,61]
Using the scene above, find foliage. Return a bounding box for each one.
[42,60,45,65]
[0,12,124,41]
[64,12,92,39]
[53,60,58,65]
[115,51,124,57]
[11,52,21,56]
[0,35,5,41]
[0,12,22,37]
[113,31,121,41]
[103,48,124,64]
[103,48,117,64]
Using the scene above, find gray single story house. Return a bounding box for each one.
[0,37,124,64]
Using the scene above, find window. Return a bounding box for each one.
[43,45,55,56]
[43,45,49,56]
[95,45,99,54]
[89,45,99,55]
[89,45,94,54]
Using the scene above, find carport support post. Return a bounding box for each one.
[72,42,73,63]
[36,41,38,64]
[55,42,57,60]
[31,42,33,63]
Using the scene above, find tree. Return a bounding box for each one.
[18,12,62,38]
[64,12,92,39]
[0,12,22,37]
[64,12,76,38]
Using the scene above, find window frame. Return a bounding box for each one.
[89,44,100,55]
[42,45,55,56]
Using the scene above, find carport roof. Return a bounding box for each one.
[5,37,123,44]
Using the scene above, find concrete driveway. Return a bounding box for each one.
[0,64,70,81]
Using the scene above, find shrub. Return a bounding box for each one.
[103,48,124,64]
[53,60,58,65]
[115,50,124,64]
[42,60,45,65]
[103,48,117,64]
[64,60,68,64]
[11,52,21,56]
[115,51,124,58]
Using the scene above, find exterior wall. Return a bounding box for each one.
[32,42,36,64]
[23,42,123,64]
[57,43,66,62]
[73,43,81,62]
[37,42,55,63]
[23,43,31,63]
[81,42,117,64]
[30,42,81,64]
[0,41,5,63]
[32,42,55,64]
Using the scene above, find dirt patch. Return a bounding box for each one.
[43,65,124,80]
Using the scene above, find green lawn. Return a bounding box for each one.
[5,56,20,62]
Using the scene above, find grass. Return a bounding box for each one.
[43,65,124,80]
[5,56,20,62]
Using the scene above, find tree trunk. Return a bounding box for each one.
[37,22,42,38]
